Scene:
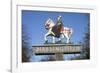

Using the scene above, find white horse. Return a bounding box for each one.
[44,18,73,43]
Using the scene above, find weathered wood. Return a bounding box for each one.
[55,53,64,61]
[32,44,82,55]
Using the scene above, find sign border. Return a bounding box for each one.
[11,2,97,73]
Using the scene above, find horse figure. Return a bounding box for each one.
[44,16,73,44]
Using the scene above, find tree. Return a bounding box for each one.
[70,18,90,60]
[22,24,32,62]
[82,23,90,59]
[40,55,56,61]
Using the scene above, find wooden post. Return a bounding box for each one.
[55,53,63,60]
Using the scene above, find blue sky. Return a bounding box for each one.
[22,10,90,61]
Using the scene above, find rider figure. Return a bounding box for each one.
[55,15,64,37]
[56,15,63,26]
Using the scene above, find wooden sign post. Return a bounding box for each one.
[32,44,82,60]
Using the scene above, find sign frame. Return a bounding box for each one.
[11,0,97,73]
